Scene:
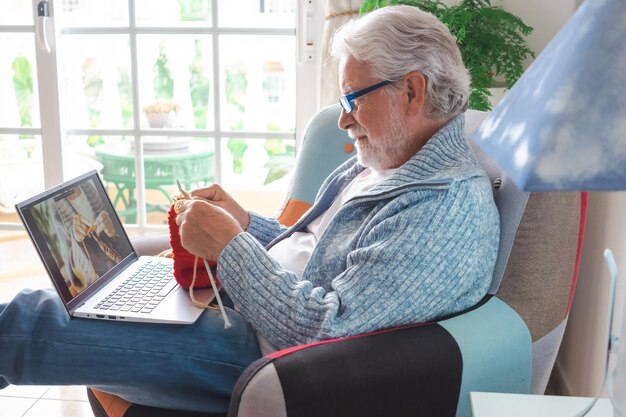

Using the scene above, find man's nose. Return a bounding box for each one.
[338,108,355,131]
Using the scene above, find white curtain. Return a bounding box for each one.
[319,0,363,108]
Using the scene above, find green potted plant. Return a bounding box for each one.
[359,0,535,111]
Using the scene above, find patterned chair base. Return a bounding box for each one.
[87,388,226,417]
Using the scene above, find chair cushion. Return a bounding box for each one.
[497,192,586,342]
[497,191,587,394]
[286,105,355,206]
[275,199,312,227]
[229,297,531,417]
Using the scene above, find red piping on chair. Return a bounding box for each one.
[565,192,588,317]
[266,321,432,360]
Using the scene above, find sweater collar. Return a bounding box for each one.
[341,113,476,187]
[397,113,475,179]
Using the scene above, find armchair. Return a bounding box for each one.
[88,106,586,417]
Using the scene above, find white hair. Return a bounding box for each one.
[331,5,471,119]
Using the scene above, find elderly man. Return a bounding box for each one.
[0,5,499,414]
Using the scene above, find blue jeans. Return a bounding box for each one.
[0,288,262,413]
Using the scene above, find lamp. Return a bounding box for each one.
[472,0,626,192]
[471,0,626,414]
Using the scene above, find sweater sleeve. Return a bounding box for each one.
[244,211,287,247]
[218,233,340,349]
[217,182,499,349]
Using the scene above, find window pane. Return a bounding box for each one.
[221,138,294,216]
[0,1,32,25]
[221,36,295,133]
[137,35,214,130]
[219,0,295,29]
[0,138,97,215]
[0,136,43,213]
[88,136,215,224]
[60,35,132,129]
[69,134,131,222]
[0,34,39,129]
[57,0,128,27]
[136,0,212,27]
[143,137,215,225]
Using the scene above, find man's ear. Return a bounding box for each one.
[405,71,427,115]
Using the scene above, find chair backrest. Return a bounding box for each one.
[277,105,586,394]
[275,105,356,226]
[465,110,586,393]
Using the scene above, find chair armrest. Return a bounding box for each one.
[228,297,531,417]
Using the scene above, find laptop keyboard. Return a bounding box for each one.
[93,260,176,314]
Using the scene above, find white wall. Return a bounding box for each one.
[494,0,577,64]
[558,193,626,396]
[486,0,579,107]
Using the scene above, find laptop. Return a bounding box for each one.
[15,170,214,324]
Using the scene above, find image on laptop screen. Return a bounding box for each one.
[19,174,134,303]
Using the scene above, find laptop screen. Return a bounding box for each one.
[16,171,135,304]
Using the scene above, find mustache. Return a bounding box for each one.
[348,126,367,140]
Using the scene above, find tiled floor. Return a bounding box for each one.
[0,233,94,416]
[0,385,93,417]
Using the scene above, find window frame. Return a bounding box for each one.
[0,0,316,234]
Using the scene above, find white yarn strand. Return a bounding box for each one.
[203,258,232,329]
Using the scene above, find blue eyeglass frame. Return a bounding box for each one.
[339,80,392,113]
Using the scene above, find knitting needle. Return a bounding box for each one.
[176,179,192,199]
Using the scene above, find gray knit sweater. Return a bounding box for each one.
[218,114,500,349]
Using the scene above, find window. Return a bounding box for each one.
[0,0,314,234]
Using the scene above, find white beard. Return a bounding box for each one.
[349,100,414,171]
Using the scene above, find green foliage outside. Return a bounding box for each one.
[359,0,535,111]
[223,63,295,184]
[189,40,210,129]
[118,68,133,129]
[12,57,32,130]
[85,135,104,147]
[227,139,248,174]
[153,48,175,101]
[225,62,248,127]
[263,139,295,185]
[82,58,103,130]
[224,62,249,174]
[178,0,210,21]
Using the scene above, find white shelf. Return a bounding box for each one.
[470,392,613,417]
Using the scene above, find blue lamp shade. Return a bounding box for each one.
[471,0,626,191]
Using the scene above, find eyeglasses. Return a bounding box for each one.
[339,80,392,113]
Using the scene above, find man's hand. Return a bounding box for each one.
[72,214,90,242]
[176,198,243,261]
[190,184,250,230]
